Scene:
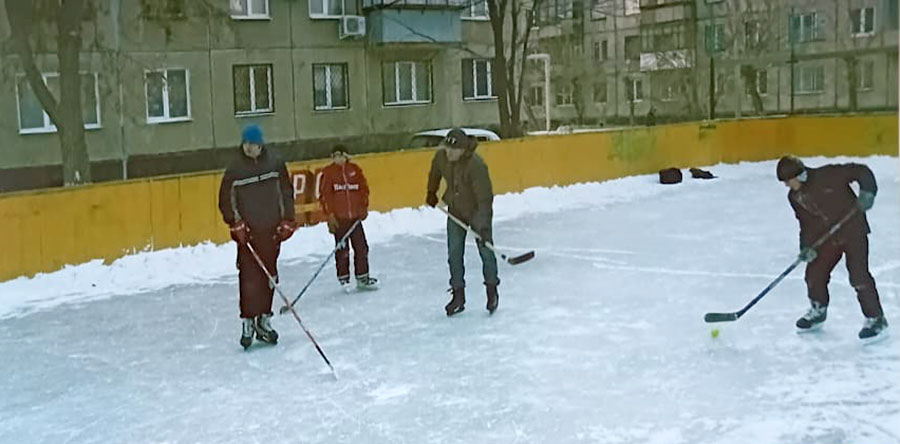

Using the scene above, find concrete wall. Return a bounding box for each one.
[1,114,896,281]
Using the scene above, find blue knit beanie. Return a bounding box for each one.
[241,124,264,145]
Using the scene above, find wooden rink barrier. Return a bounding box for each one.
[1,114,896,282]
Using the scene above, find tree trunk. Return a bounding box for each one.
[57,0,91,184]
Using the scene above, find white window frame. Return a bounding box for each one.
[851,7,876,37]
[145,68,192,124]
[15,72,101,135]
[230,0,270,19]
[593,82,607,103]
[556,84,573,106]
[793,12,822,42]
[623,0,639,16]
[462,0,489,20]
[309,0,343,19]
[744,20,760,48]
[796,65,825,94]
[384,61,432,106]
[627,78,643,102]
[755,69,768,95]
[234,64,274,116]
[857,60,875,91]
[531,85,544,106]
[463,59,495,101]
[313,63,349,111]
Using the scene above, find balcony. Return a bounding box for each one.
[364,0,464,44]
[640,49,693,71]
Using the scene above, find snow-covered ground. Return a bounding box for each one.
[1,156,898,444]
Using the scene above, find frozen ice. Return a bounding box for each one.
[1,156,898,444]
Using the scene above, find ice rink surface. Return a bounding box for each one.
[1,156,898,444]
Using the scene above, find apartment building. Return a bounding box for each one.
[528,0,898,127]
[0,0,499,192]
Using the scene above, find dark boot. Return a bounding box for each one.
[445,287,465,317]
[486,284,499,314]
[796,301,827,331]
[254,313,279,344]
[240,318,254,350]
[858,316,888,340]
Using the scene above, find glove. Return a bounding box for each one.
[858,190,875,211]
[327,215,338,234]
[275,220,295,242]
[229,221,250,245]
[426,191,438,208]
[798,247,818,263]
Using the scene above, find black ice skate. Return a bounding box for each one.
[445,287,465,317]
[254,313,279,344]
[858,316,888,341]
[796,302,827,331]
[486,284,499,315]
[240,318,255,350]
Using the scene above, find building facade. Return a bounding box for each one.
[527,0,898,127]
[0,0,500,191]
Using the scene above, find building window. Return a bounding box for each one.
[744,21,760,48]
[745,69,767,95]
[795,66,825,93]
[593,40,608,61]
[791,12,823,42]
[309,0,342,18]
[624,0,639,16]
[145,69,190,123]
[627,78,642,102]
[556,84,573,105]
[850,7,875,36]
[857,60,874,90]
[705,24,725,52]
[233,64,273,115]
[889,0,899,30]
[531,85,544,106]
[313,64,349,111]
[591,0,607,20]
[713,73,727,95]
[463,0,488,19]
[462,59,495,100]
[624,35,641,60]
[231,0,269,19]
[593,82,607,103]
[383,61,432,106]
[16,73,100,134]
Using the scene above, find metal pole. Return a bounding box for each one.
[544,57,550,132]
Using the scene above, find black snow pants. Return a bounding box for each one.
[805,234,883,318]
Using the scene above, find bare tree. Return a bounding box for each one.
[5,0,92,185]
[487,0,543,137]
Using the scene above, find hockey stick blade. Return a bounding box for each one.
[704,312,739,323]
[506,250,535,265]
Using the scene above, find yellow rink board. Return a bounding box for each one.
[1,115,896,281]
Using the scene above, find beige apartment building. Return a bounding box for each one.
[0,0,500,191]
[528,0,898,127]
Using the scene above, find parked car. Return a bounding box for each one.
[407,128,501,148]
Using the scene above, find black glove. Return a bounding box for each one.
[426,192,438,208]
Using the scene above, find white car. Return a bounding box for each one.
[407,128,501,148]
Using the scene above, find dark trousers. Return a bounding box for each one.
[447,217,499,289]
[236,231,279,318]
[334,218,369,280]
[805,235,883,318]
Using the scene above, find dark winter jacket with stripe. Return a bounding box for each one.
[218,147,295,233]
[427,148,494,238]
[788,163,876,248]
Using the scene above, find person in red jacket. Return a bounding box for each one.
[318,145,378,291]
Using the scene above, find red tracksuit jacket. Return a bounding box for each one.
[318,162,369,220]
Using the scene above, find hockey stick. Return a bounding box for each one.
[704,207,860,323]
[246,243,338,380]
[278,219,362,315]
[437,206,535,265]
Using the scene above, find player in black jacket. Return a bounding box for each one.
[218,125,296,349]
[777,156,887,340]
